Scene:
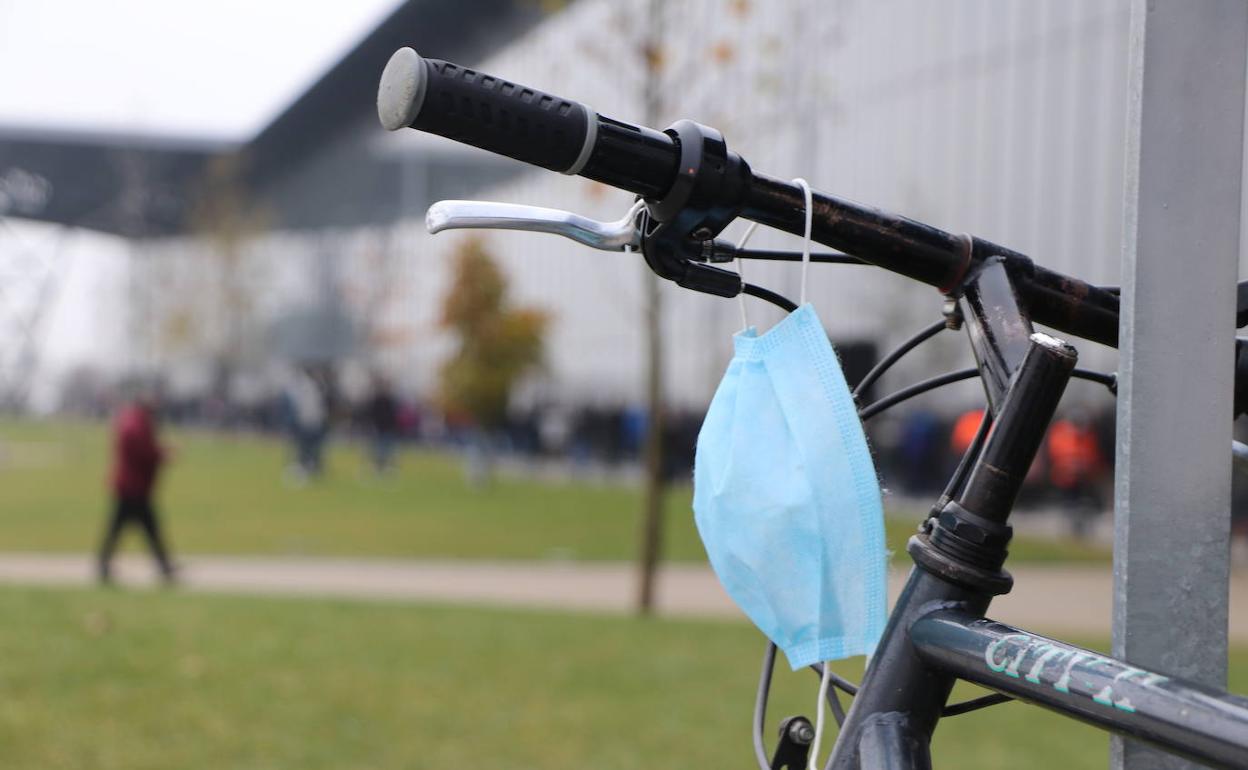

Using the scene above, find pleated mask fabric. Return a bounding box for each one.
[693,303,887,669]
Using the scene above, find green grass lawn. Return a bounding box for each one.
[3,585,1233,770]
[0,420,1108,563]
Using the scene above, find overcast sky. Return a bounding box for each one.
[0,0,403,141]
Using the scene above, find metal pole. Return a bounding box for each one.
[1114,2,1246,768]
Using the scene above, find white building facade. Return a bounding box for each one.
[372,0,1135,412]
[15,0,1184,415]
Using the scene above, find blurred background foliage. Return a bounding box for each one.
[438,237,548,430]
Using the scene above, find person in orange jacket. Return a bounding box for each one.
[950,408,985,457]
[1046,409,1106,537]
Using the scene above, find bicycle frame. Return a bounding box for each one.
[822,259,1248,770]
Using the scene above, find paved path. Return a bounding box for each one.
[0,553,1245,640]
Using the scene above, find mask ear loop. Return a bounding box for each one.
[791,175,824,769]
[735,176,811,327]
[808,663,832,770]
[735,221,760,330]
[793,178,814,307]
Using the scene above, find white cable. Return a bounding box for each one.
[793,177,813,306]
[729,178,812,327]
[735,221,760,330]
[808,662,832,770]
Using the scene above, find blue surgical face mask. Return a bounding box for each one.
[693,303,887,669]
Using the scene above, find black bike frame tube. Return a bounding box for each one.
[857,714,932,770]
[911,610,1248,769]
[825,568,988,769]
[739,173,1121,348]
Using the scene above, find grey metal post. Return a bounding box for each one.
[1114,2,1246,768]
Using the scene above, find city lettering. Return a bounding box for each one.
[983,634,1168,713]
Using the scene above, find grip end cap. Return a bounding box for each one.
[378,47,427,131]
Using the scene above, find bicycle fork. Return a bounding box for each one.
[827,328,1078,770]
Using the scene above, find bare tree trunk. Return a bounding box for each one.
[636,0,665,617]
[638,268,665,615]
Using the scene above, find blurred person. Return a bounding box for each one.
[661,408,702,482]
[97,394,176,585]
[621,404,647,460]
[538,404,572,456]
[283,365,329,481]
[898,409,943,494]
[364,375,400,474]
[462,423,492,488]
[949,408,986,457]
[396,399,423,440]
[502,405,540,456]
[1046,409,1107,537]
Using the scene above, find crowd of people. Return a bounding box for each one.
[85,360,1138,585]
[94,372,1119,500]
[99,368,1247,585]
[74,370,710,482]
[877,405,1115,533]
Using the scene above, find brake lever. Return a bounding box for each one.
[425,200,640,251]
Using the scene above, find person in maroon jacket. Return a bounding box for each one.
[97,397,176,584]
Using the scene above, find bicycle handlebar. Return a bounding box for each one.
[379,48,1121,348]
[378,47,678,197]
[379,47,597,174]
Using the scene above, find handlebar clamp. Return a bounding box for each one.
[641,120,751,298]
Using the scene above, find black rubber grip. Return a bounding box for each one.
[378,47,593,174]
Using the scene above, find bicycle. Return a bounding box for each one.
[375,46,1248,769]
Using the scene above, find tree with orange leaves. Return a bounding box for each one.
[438,237,548,483]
